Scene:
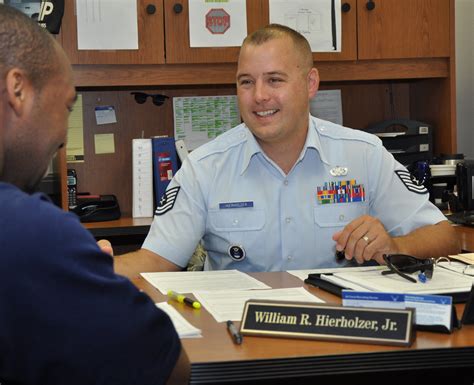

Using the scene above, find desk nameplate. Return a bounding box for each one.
[241,300,415,347]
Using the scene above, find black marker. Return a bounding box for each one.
[226,320,243,345]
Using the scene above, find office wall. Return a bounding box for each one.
[456,0,474,159]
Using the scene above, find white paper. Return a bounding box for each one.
[94,106,117,125]
[141,270,271,295]
[333,266,474,295]
[287,266,385,282]
[310,89,343,125]
[194,287,324,322]
[189,0,247,48]
[269,0,341,52]
[132,139,153,218]
[173,95,241,150]
[76,0,138,50]
[156,302,202,338]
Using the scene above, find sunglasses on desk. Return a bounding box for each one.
[131,92,169,106]
[382,254,434,283]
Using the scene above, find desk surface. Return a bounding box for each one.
[135,272,474,384]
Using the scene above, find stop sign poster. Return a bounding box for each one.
[189,0,247,47]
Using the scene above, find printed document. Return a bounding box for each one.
[141,270,270,295]
[269,0,341,52]
[194,287,323,322]
[156,302,202,338]
[76,0,138,50]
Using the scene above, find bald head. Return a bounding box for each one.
[240,24,314,73]
[0,4,59,91]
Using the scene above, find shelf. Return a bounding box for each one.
[83,217,153,238]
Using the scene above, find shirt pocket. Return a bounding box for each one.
[314,203,368,228]
[209,209,265,232]
[208,208,265,232]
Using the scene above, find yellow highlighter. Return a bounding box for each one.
[167,290,201,309]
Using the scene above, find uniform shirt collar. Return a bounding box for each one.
[239,116,330,174]
[304,116,330,166]
[240,124,263,174]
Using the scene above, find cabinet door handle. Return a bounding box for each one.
[146,4,157,15]
[341,3,351,13]
[173,3,184,14]
[366,1,375,11]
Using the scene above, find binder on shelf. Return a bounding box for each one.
[152,137,178,205]
[132,139,153,218]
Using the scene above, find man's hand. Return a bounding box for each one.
[332,215,398,265]
[97,239,114,257]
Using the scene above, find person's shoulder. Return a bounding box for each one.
[312,116,382,147]
[188,123,248,162]
[0,182,80,231]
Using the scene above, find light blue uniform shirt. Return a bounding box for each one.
[143,116,446,271]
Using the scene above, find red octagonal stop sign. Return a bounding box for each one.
[205,8,230,34]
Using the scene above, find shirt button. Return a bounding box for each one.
[285,217,291,223]
[339,214,345,221]
[283,180,289,186]
[287,255,292,260]
[233,219,239,225]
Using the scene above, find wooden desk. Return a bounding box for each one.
[134,272,474,385]
[454,225,474,252]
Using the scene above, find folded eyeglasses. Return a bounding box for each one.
[131,92,169,106]
[382,254,434,283]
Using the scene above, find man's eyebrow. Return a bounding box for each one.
[236,73,251,81]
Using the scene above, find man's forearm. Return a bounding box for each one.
[114,248,183,279]
[392,221,460,258]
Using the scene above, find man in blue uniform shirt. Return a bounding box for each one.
[114,24,459,277]
[0,5,188,384]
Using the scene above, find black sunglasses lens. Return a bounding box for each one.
[132,93,148,104]
[152,95,169,106]
[152,96,164,106]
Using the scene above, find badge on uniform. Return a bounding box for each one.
[317,180,365,204]
[228,244,246,261]
[395,170,428,194]
[155,186,180,215]
[329,166,348,177]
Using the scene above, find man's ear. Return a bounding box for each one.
[307,67,320,99]
[5,68,31,117]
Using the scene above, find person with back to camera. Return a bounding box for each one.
[112,24,459,278]
[0,4,189,384]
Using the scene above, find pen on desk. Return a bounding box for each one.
[226,320,243,345]
[167,290,201,309]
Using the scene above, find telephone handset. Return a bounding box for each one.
[67,169,77,209]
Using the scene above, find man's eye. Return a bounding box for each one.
[67,106,74,112]
[239,79,252,86]
[269,78,283,83]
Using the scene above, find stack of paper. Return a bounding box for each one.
[141,270,271,294]
[156,302,202,338]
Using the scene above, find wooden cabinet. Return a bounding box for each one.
[61,0,165,64]
[164,0,358,63]
[357,0,451,59]
[164,0,267,64]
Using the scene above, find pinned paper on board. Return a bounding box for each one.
[188,0,247,47]
[269,0,341,52]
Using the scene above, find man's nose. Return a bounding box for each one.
[254,80,270,103]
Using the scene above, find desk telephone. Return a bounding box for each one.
[72,194,121,223]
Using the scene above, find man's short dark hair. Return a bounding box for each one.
[242,24,314,71]
[0,4,58,91]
